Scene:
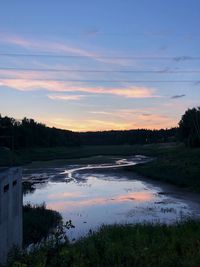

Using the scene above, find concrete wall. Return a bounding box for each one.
[0,168,22,264]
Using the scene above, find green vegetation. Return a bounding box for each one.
[23,204,62,246]
[16,143,200,266]
[0,147,13,167]
[125,143,200,192]
[2,108,200,266]
[179,106,200,147]
[0,114,177,168]
[0,144,159,167]
[0,115,81,150]
[15,143,200,193]
[9,221,200,267]
[0,114,177,149]
[0,145,132,166]
[0,142,183,166]
[2,142,200,192]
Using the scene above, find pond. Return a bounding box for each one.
[23,155,200,240]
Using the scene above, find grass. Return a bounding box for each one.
[124,143,200,192]
[10,143,200,192]
[3,143,200,266]
[9,221,200,267]
[23,203,62,247]
[0,147,13,167]
[1,142,200,191]
[0,145,143,167]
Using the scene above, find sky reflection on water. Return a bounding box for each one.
[23,157,200,240]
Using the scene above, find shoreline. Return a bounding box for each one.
[5,153,200,266]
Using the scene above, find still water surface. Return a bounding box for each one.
[23,156,200,240]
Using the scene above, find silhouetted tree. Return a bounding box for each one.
[0,114,178,149]
[80,128,177,146]
[179,107,200,147]
[0,115,81,149]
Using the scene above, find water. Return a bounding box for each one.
[23,156,200,240]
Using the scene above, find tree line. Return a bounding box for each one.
[0,115,81,149]
[0,106,199,150]
[80,128,177,146]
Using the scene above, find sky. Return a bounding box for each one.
[0,0,199,131]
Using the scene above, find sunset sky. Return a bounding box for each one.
[0,0,199,131]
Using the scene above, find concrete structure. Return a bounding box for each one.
[0,168,22,264]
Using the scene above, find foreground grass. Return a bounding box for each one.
[10,221,200,267]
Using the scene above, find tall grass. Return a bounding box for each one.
[9,221,200,267]
[23,203,62,246]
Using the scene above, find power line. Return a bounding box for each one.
[0,31,149,36]
[0,30,199,38]
[0,53,199,60]
[0,77,199,83]
[0,67,200,73]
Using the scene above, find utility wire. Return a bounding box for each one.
[0,53,199,60]
[0,30,199,38]
[0,77,199,83]
[0,67,200,73]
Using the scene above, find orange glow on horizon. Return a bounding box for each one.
[43,115,178,132]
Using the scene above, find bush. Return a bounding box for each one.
[23,203,62,246]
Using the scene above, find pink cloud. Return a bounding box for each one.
[47,191,154,211]
[48,94,85,101]
[0,70,157,99]
[0,79,157,99]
